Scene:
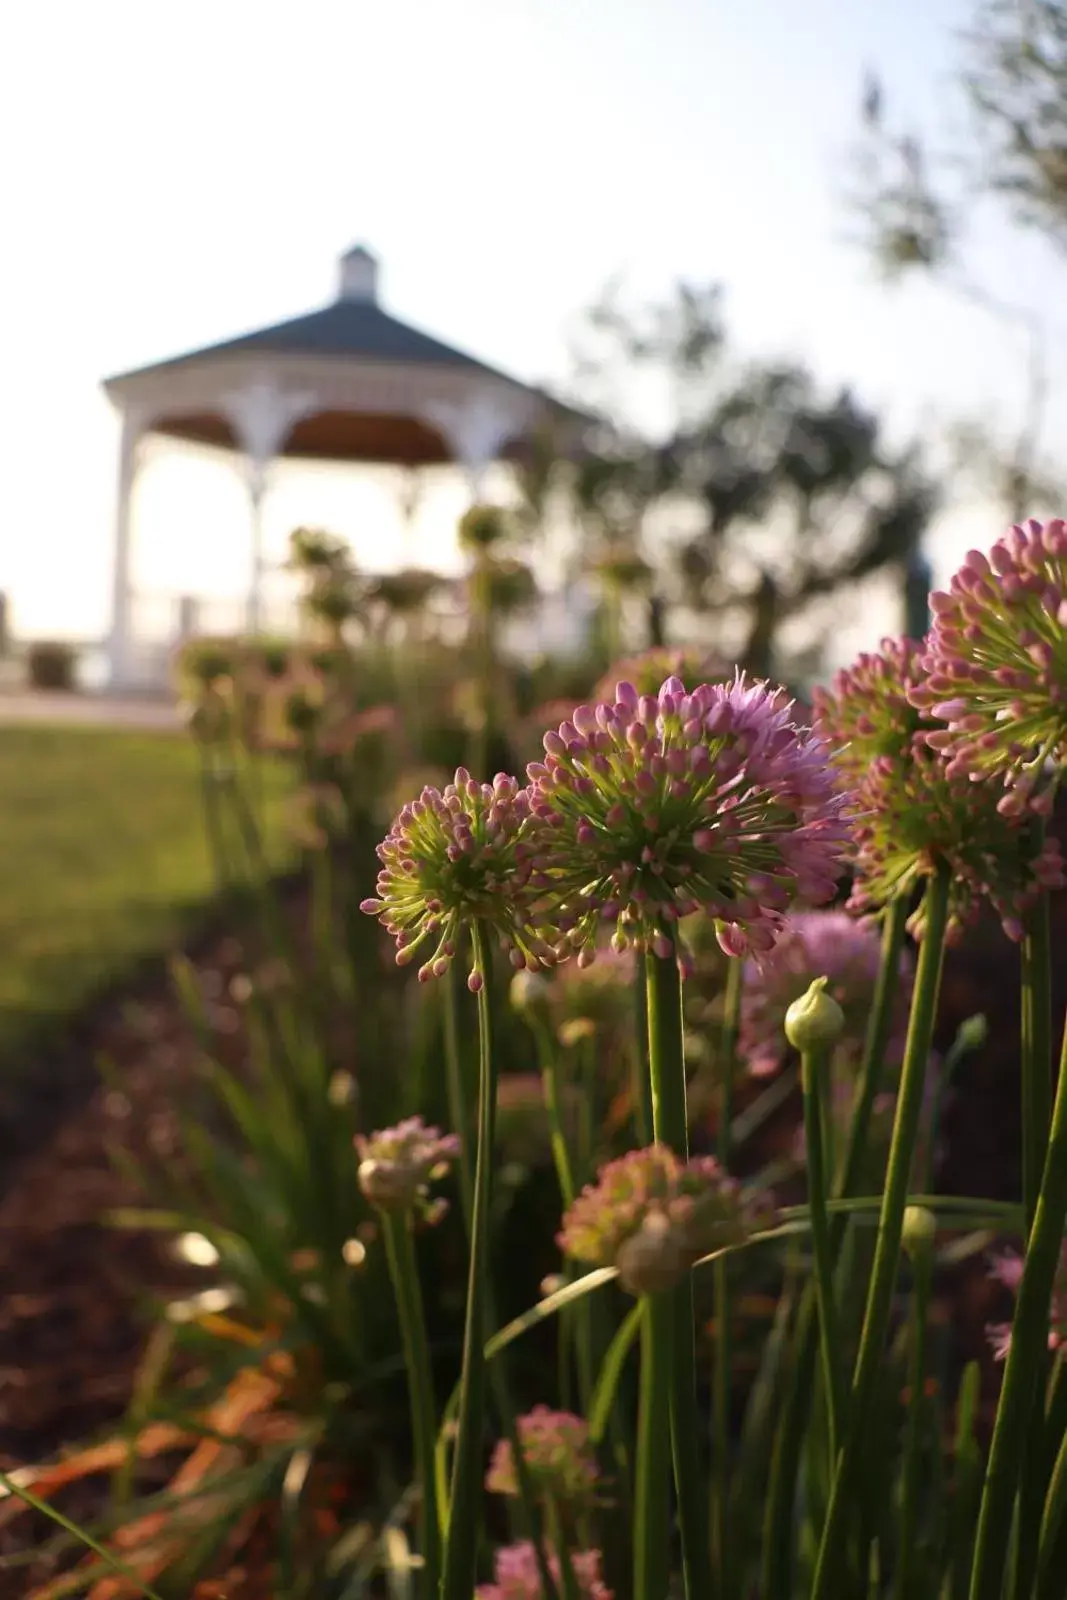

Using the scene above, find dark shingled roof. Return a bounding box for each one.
[107,299,527,389]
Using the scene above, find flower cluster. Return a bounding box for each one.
[360,769,557,988]
[355,1117,460,1214]
[528,674,849,963]
[914,520,1067,814]
[814,637,1066,942]
[486,1407,599,1503]
[987,1240,1067,1360]
[558,1144,759,1296]
[740,910,914,1077]
[476,1544,613,1600]
[593,646,730,702]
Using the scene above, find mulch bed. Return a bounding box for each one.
[0,863,1064,1594]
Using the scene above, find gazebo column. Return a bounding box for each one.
[222,381,318,636]
[106,405,148,692]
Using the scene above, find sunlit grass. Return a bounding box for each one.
[0,723,294,1063]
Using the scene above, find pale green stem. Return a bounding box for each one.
[383,1210,442,1594]
[969,1001,1067,1600]
[714,955,743,1596]
[801,1041,846,1466]
[811,865,950,1600]
[645,943,714,1600]
[441,925,497,1600]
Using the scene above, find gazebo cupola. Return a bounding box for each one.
[101,241,585,691]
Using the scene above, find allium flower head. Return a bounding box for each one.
[815,637,1066,942]
[528,674,849,964]
[913,520,1067,814]
[355,1117,460,1213]
[486,1407,599,1503]
[361,769,556,988]
[987,1240,1067,1360]
[593,646,730,702]
[740,910,914,1077]
[558,1143,759,1296]
[476,1543,613,1600]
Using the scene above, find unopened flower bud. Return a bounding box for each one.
[784,976,845,1053]
[955,1013,988,1053]
[509,970,551,1015]
[902,1204,937,1262]
[357,1158,424,1212]
[616,1210,686,1296]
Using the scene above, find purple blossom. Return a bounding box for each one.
[485,1407,599,1503]
[740,910,914,1077]
[476,1543,613,1600]
[355,1117,460,1212]
[558,1144,761,1295]
[987,1240,1067,1360]
[814,637,1066,943]
[527,673,850,965]
[912,520,1067,814]
[360,768,557,989]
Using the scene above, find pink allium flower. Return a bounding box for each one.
[476,1543,613,1600]
[912,520,1067,814]
[558,1143,760,1295]
[987,1240,1067,1360]
[485,1407,599,1503]
[740,910,914,1077]
[527,673,850,965]
[814,637,1066,943]
[355,1117,460,1213]
[593,646,730,702]
[361,769,557,989]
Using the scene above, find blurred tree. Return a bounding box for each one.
[846,0,1067,519]
[528,282,937,680]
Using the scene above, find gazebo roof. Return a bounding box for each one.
[103,244,587,468]
[107,273,522,389]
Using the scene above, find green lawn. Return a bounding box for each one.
[0,723,294,1063]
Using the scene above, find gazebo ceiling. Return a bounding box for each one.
[152,408,479,468]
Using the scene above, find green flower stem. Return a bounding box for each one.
[634,1293,673,1600]
[893,1242,933,1600]
[442,954,558,1598]
[382,1209,442,1594]
[1013,860,1054,1600]
[969,1002,1067,1600]
[761,893,910,1599]
[1037,1359,1067,1600]
[811,866,950,1600]
[533,1014,575,1211]
[442,964,474,1233]
[713,956,743,1596]
[546,1500,583,1600]
[441,923,498,1600]
[645,945,714,1600]
[1021,846,1053,1231]
[633,970,654,1144]
[801,1041,845,1466]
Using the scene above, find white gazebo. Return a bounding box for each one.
[101,243,585,690]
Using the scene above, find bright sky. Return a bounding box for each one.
[3,0,1066,648]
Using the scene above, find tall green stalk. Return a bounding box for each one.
[1021,829,1053,1231]
[442,964,474,1232]
[811,865,950,1600]
[1012,868,1054,1600]
[713,955,743,1596]
[969,1004,1067,1600]
[645,944,714,1600]
[894,1224,934,1600]
[761,894,910,1599]
[800,1038,845,1466]
[634,1294,673,1600]
[383,1210,442,1594]
[441,924,497,1600]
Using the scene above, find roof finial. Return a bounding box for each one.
[338,244,379,304]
